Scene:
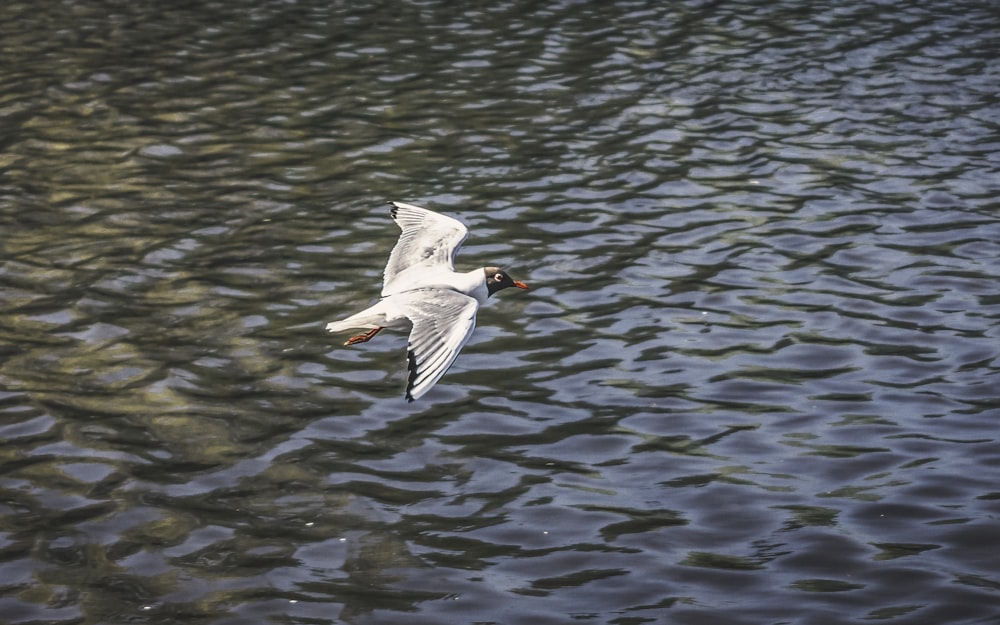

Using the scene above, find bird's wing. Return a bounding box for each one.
[395,288,479,401]
[382,201,469,295]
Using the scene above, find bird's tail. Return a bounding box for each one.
[325,305,384,333]
[325,319,355,333]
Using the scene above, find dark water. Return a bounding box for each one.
[2,1,999,623]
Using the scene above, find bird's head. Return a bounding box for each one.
[484,267,529,297]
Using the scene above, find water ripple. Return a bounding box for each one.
[2,0,999,624]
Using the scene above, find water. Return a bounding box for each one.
[2,1,999,623]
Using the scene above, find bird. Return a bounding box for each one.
[326,201,529,402]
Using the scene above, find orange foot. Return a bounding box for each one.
[345,327,382,345]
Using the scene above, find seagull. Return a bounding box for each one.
[326,201,529,401]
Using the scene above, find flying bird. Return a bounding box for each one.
[326,201,529,401]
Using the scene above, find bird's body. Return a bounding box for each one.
[326,201,528,401]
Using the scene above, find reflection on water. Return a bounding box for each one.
[2,0,999,623]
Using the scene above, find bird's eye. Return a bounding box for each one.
[494,273,504,282]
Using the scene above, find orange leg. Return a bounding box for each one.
[345,327,382,345]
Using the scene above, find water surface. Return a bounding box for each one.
[2,1,999,624]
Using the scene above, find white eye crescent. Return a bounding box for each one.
[494,273,504,282]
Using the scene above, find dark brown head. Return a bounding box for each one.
[484,267,529,297]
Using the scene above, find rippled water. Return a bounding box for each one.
[2,1,999,623]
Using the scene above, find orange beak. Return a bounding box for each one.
[513,280,529,290]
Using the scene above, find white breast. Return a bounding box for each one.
[383,267,487,304]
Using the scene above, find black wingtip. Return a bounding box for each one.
[404,349,419,402]
[387,200,399,219]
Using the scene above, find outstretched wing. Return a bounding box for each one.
[382,201,469,296]
[395,288,479,401]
